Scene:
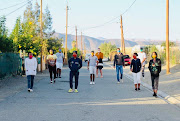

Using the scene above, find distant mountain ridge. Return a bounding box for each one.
[53,33,167,51]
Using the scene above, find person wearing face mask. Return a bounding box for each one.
[138,47,147,79]
[113,48,125,83]
[25,52,37,92]
[47,50,57,83]
[148,52,161,97]
[88,51,98,85]
[130,53,141,91]
[56,48,64,78]
[68,51,82,93]
[95,48,104,78]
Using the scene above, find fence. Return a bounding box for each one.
[0,53,22,79]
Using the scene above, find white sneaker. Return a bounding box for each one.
[92,82,95,85]
[50,81,53,83]
[28,88,31,92]
[30,89,33,92]
[143,77,145,80]
[90,82,93,85]
[121,79,124,83]
[117,81,120,84]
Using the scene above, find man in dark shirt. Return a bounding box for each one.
[68,51,82,93]
[113,48,125,83]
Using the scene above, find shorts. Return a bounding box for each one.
[132,72,141,84]
[97,66,103,70]
[56,62,63,69]
[89,66,96,75]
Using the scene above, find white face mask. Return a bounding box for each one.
[98,50,100,52]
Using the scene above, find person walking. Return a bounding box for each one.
[130,53,142,91]
[25,52,37,92]
[47,50,57,83]
[113,48,125,83]
[148,52,161,97]
[95,48,104,78]
[56,48,64,78]
[88,51,98,85]
[138,47,147,79]
[68,51,82,93]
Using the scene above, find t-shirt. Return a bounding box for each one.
[138,52,146,65]
[56,52,64,63]
[47,54,57,65]
[88,56,98,67]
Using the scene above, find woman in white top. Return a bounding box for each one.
[25,52,37,92]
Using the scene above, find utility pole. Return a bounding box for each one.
[81,32,83,56]
[166,0,170,74]
[64,3,69,65]
[76,26,78,51]
[84,41,86,56]
[120,15,125,54]
[40,0,43,72]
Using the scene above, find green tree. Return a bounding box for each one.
[47,37,63,53]
[99,42,117,57]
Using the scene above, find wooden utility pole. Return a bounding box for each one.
[84,41,86,56]
[166,0,170,74]
[76,26,78,51]
[64,4,69,65]
[40,0,43,72]
[120,15,125,54]
[81,32,83,56]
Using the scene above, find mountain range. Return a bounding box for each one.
[53,33,172,51]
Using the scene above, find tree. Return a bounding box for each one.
[99,42,117,57]
[0,16,13,52]
[47,37,63,53]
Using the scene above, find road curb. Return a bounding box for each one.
[105,63,180,108]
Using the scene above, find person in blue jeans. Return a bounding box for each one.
[113,48,125,83]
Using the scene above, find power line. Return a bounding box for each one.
[0,0,27,11]
[82,0,137,31]
[4,1,31,17]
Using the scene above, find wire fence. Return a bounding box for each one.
[0,53,22,79]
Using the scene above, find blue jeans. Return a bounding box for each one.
[27,75,35,89]
[116,65,123,82]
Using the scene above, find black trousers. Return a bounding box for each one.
[70,71,79,89]
[151,75,159,90]
[48,65,56,79]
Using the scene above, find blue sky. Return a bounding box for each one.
[1,0,180,41]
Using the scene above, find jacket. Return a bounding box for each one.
[130,59,141,73]
[25,57,37,76]
[148,58,161,77]
[68,57,82,72]
[113,53,124,66]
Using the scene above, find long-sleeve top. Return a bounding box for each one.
[130,59,141,73]
[113,53,124,66]
[95,52,103,60]
[68,57,82,72]
[148,58,161,77]
[25,57,37,76]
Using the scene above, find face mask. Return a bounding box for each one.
[133,56,137,59]
[152,55,157,59]
[91,53,94,56]
[29,55,33,59]
[117,50,120,53]
[140,49,143,52]
[73,54,77,58]
[50,52,53,54]
[98,50,100,53]
[59,49,61,52]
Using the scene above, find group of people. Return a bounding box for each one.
[25,47,161,97]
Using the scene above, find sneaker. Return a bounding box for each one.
[28,88,31,92]
[143,77,145,80]
[138,88,140,90]
[117,81,120,84]
[60,76,61,78]
[30,89,33,92]
[50,81,53,83]
[101,76,103,78]
[90,82,93,85]
[54,79,56,83]
[68,89,73,93]
[92,82,95,85]
[135,88,137,91]
[153,92,157,97]
[74,89,78,93]
[121,79,124,83]
[96,75,98,78]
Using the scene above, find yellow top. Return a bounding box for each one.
[95,52,103,59]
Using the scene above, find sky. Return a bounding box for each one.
[0,0,180,41]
